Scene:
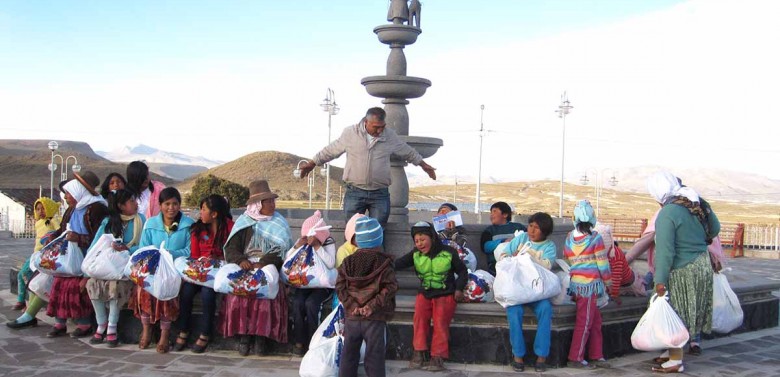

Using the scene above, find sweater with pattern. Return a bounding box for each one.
[563,232,612,297]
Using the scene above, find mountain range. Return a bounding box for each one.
[97,144,224,180]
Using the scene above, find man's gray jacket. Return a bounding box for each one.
[313,120,423,191]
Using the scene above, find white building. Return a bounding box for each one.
[0,189,60,237]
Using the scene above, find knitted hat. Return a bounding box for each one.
[410,221,436,240]
[594,222,613,252]
[437,203,458,213]
[344,213,366,244]
[301,210,331,243]
[354,217,383,248]
[573,200,596,226]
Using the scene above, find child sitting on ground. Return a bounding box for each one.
[395,221,467,372]
[497,212,556,373]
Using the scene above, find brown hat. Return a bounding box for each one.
[246,180,278,205]
[74,171,100,196]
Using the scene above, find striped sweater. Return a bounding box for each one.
[564,231,612,298]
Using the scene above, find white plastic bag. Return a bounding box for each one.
[174,256,223,288]
[281,245,337,288]
[125,243,181,301]
[82,234,130,280]
[631,293,690,351]
[299,335,341,377]
[712,273,743,333]
[28,272,54,302]
[493,252,561,308]
[551,259,574,306]
[31,228,84,277]
[463,269,495,303]
[214,263,280,299]
[300,304,366,376]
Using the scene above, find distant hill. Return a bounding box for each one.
[98,144,223,168]
[176,151,344,201]
[0,139,175,191]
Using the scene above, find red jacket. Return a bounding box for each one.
[190,218,234,259]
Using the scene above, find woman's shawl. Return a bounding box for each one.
[226,212,293,257]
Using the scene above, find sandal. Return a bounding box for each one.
[652,363,684,373]
[173,332,189,352]
[89,332,105,344]
[191,335,209,354]
[139,327,152,349]
[12,302,26,311]
[157,328,171,354]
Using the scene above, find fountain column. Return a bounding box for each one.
[361,0,442,224]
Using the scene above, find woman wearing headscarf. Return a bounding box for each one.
[46,172,109,338]
[219,180,293,356]
[646,171,720,373]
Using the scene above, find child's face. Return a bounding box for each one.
[199,203,217,224]
[527,222,545,242]
[120,198,138,216]
[35,203,46,219]
[414,233,433,254]
[490,208,507,226]
[437,206,452,215]
[161,197,180,222]
[108,176,125,191]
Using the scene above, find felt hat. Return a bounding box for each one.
[74,171,100,196]
[246,180,278,205]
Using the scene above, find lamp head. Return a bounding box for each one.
[48,141,59,151]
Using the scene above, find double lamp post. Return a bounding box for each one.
[48,141,81,199]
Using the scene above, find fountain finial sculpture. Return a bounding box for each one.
[362,0,442,224]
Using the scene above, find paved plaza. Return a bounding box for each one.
[2,237,780,376]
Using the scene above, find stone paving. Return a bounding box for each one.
[2,237,780,376]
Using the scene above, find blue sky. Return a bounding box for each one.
[2,0,778,182]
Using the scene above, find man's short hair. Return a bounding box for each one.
[365,107,386,121]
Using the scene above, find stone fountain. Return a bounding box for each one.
[361,0,442,224]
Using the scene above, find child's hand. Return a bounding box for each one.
[79,278,89,292]
[65,231,80,242]
[294,236,307,248]
[307,236,322,249]
[239,260,253,270]
[112,241,128,252]
[454,290,465,302]
[359,306,374,318]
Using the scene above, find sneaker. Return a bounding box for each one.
[510,360,525,372]
[6,318,38,330]
[409,351,426,369]
[590,359,612,368]
[426,356,446,372]
[567,360,596,370]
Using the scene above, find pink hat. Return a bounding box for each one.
[301,210,331,243]
[345,213,366,245]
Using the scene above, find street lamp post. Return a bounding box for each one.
[556,92,573,218]
[475,104,485,214]
[48,141,82,199]
[294,160,315,209]
[580,169,618,217]
[320,88,340,211]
